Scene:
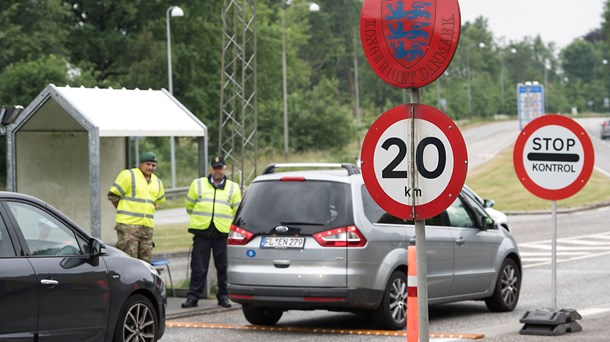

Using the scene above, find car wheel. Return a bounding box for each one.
[114,294,158,342]
[242,305,283,326]
[485,258,520,312]
[371,270,407,330]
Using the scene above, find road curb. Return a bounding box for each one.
[505,201,610,216]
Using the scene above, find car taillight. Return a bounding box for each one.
[313,225,367,247]
[228,225,254,245]
[280,176,306,182]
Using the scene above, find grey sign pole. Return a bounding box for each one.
[551,200,557,310]
[410,88,429,341]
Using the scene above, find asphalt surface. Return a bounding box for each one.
[166,296,240,321]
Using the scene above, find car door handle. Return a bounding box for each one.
[41,279,59,286]
[455,238,466,246]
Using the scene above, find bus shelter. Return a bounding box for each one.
[5,84,208,241]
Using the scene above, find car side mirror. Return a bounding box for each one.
[88,238,106,258]
[482,216,496,230]
[483,199,495,208]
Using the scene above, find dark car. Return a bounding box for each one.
[0,192,166,341]
[601,119,610,140]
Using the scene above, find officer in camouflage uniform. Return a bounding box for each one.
[108,151,166,263]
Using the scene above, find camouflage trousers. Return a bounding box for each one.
[115,223,154,263]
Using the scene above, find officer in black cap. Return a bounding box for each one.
[182,156,242,309]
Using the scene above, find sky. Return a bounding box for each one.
[458,0,607,48]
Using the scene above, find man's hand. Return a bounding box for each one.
[107,192,121,209]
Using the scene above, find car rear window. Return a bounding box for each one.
[361,185,451,226]
[233,180,354,235]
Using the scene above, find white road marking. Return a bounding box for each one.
[519,232,610,268]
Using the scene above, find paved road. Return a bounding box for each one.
[461,120,519,172]
[156,207,189,226]
[576,117,610,177]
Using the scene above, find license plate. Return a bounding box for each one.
[260,236,305,249]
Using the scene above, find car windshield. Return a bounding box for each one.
[233,180,354,235]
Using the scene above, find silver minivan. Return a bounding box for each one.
[227,164,521,330]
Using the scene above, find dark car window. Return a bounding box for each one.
[0,216,15,257]
[361,185,449,226]
[446,197,476,228]
[461,190,490,219]
[6,201,85,256]
[234,180,353,234]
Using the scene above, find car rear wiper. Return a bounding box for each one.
[280,221,324,226]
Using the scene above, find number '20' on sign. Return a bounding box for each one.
[381,136,446,180]
[361,104,467,220]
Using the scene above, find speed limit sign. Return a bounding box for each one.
[361,104,468,220]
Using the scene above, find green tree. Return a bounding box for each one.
[0,0,98,105]
[290,78,354,151]
[0,55,96,106]
[562,40,599,82]
[561,39,609,112]
[64,1,157,83]
[0,1,70,69]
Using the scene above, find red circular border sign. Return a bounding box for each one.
[361,104,467,220]
[360,0,461,88]
[513,114,594,200]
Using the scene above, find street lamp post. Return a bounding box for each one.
[500,47,517,113]
[166,5,184,189]
[602,58,610,111]
[544,58,551,112]
[282,1,319,162]
[467,42,485,114]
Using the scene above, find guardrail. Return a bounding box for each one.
[165,186,189,199]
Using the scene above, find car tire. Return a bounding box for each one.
[114,294,159,342]
[371,270,407,330]
[242,305,283,326]
[485,258,520,312]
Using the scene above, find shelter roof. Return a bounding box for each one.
[11,84,206,137]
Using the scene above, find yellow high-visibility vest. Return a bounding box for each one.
[185,177,241,233]
[109,168,166,228]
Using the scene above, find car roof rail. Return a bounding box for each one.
[262,163,361,176]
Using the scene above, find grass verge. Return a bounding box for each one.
[467,144,610,212]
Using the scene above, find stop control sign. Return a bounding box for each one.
[361,104,468,220]
[513,114,594,200]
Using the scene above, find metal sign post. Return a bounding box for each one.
[551,200,557,310]
[514,114,594,336]
[359,1,462,339]
[361,103,467,341]
[410,88,429,341]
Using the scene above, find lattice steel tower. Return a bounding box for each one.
[219,0,258,190]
